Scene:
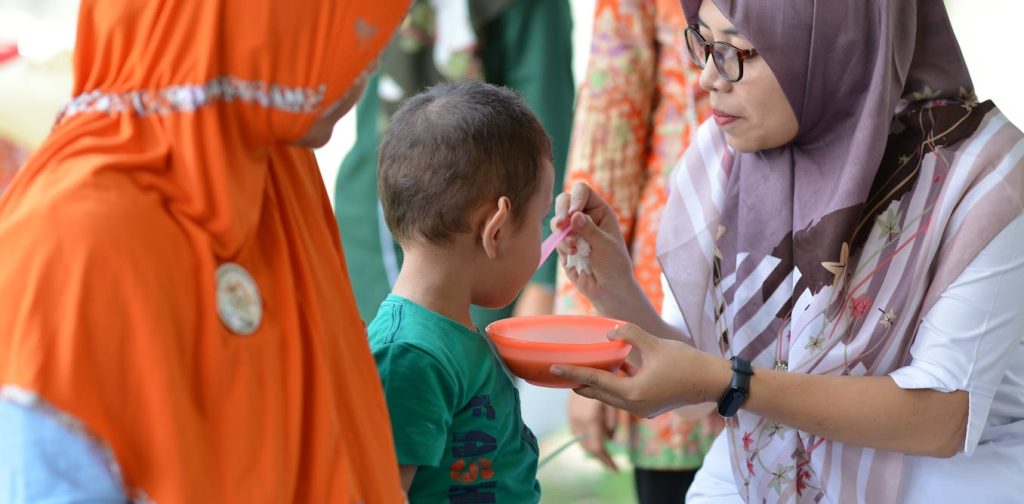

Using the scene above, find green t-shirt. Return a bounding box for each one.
[368,295,541,503]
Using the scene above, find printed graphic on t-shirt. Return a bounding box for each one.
[448,395,498,502]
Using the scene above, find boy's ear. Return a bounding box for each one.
[481,196,512,260]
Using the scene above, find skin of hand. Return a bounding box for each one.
[566,393,620,472]
[553,181,686,338]
[553,324,729,419]
[552,182,650,319]
[551,325,969,458]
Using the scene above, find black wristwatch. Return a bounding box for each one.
[716,356,753,418]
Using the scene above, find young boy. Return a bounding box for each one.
[369,80,553,503]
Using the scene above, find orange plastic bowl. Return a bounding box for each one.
[485,315,631,388]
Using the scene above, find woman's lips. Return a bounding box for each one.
[713,109,740,126]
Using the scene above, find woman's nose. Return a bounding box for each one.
[698,55,732,93]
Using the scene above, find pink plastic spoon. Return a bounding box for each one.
[538,224,573,270]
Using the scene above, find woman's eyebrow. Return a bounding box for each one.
[696,18,747,38]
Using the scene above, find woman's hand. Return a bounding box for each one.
[552,324,732,419]
[553,182,643,315]
[557,326,970,458]
[566,394,620,472]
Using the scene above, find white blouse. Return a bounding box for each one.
[672,212,1024,503]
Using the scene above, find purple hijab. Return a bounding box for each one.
[659,1,1024,501]
[678,0,973,299]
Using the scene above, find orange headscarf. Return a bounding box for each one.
[0,0,408,502]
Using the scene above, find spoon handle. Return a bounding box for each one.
[538,224,573,270]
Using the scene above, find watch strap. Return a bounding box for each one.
[716,356,753,417]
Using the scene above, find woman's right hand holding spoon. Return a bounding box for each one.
[553,182,642,317]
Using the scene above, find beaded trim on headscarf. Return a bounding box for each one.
[54,75,329,125]
[0,385,155,503]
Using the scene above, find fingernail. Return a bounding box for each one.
[549,365,564,376]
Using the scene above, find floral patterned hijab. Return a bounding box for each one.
[660,0,1024,501]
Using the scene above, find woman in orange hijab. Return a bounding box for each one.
[0,0,409,502]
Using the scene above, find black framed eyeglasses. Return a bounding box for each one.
[684,26,759,83]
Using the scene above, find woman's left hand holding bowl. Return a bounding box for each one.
[551,324,729,419]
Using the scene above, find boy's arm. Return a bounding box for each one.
[399,465,417,493]
[372,341,458,495]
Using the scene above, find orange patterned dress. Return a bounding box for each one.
[556,0,724,470]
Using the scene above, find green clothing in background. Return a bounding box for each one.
[368,295,541,503]
[334,0,574,327]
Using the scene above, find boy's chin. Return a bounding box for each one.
[474,293,520,312]
[478,300,516,311]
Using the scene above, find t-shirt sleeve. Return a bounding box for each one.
[373,342,460,467]
[889,213,1024,455]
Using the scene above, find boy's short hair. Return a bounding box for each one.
[378,80,553,245]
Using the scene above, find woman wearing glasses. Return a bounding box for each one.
[551,0,1024,502]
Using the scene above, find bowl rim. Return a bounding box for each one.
[484,314,631,353]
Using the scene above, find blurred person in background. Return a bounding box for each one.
[557,1,723,502]
[0,0,411,501]
[334,0,574,328]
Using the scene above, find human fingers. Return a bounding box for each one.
[553,192,572,230]
[567,181,595,215]
[603,403,619,434]
[566,395,619,471]
[579,431,618,472]
[551,365,631,410]
[620,360,640,377]
[608,324,661,356]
